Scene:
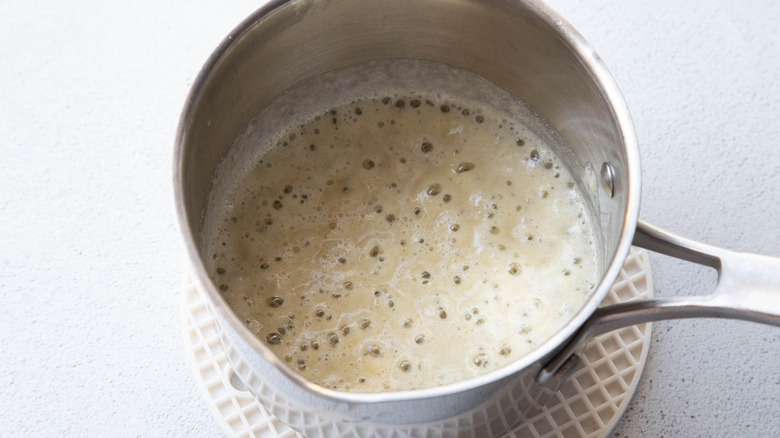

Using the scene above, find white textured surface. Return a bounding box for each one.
[1,0,778,437]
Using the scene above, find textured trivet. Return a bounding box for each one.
[182,247,653,438]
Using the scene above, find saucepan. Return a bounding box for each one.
[173,0,780,436]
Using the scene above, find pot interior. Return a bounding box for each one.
[176,0,637,397]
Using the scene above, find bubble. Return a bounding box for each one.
[344,281,353,290]
[382,97,391,104]
[219,284,229,291]
[414,334,425,344]
[395,99,405,108]
[369,245,381,257]
[316,309,325,317]
[328,333,340,345]
[216,267,226,275]
[472,353,489,368]
[475,115,484,123]
[266,332,282,345]
[421,142,433,153]
[456,162,475,173]
[439,308,448,319]
[355,107,362,115]
[366,345,382,357]
[461,109,470,116]
[427,184,442,196]
[508,263,521,276]
[530,149,540,162]
[285,354,292,363]
[413,207,422,215]
[440,104,450,113]
[266,296,284,308]
[341,326,351,335]
[403,318,413,328]
[362,159,375,169]
[573,257,582,265]
[386,214,396,223]
[273,200,283,210]
[399,360,411,372]
[284,185,293,194]
[449,224,460,232]
[453,275,461,284]
[360,319,371,329]
[246,320,261,333]
[515,138,525,146]
[489,226,500,235]
[410,99,421,108]
[499,344,512,356]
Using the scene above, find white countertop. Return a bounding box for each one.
[2,0,778,436]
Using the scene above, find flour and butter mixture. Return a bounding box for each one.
[204,92,599,392]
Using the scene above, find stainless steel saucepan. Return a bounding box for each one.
[173,0,780,436]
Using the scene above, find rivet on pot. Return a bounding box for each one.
[600,162,616,198]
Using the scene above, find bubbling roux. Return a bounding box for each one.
[204,75,600,393]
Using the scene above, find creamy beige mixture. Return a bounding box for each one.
[204,93,599,392]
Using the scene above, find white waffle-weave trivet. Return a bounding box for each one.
[182,247,653,438]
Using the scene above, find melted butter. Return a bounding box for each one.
[204,94,599,392]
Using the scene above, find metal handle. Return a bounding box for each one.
[537,219,780,386]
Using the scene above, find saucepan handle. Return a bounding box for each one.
[537,219,780,386]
